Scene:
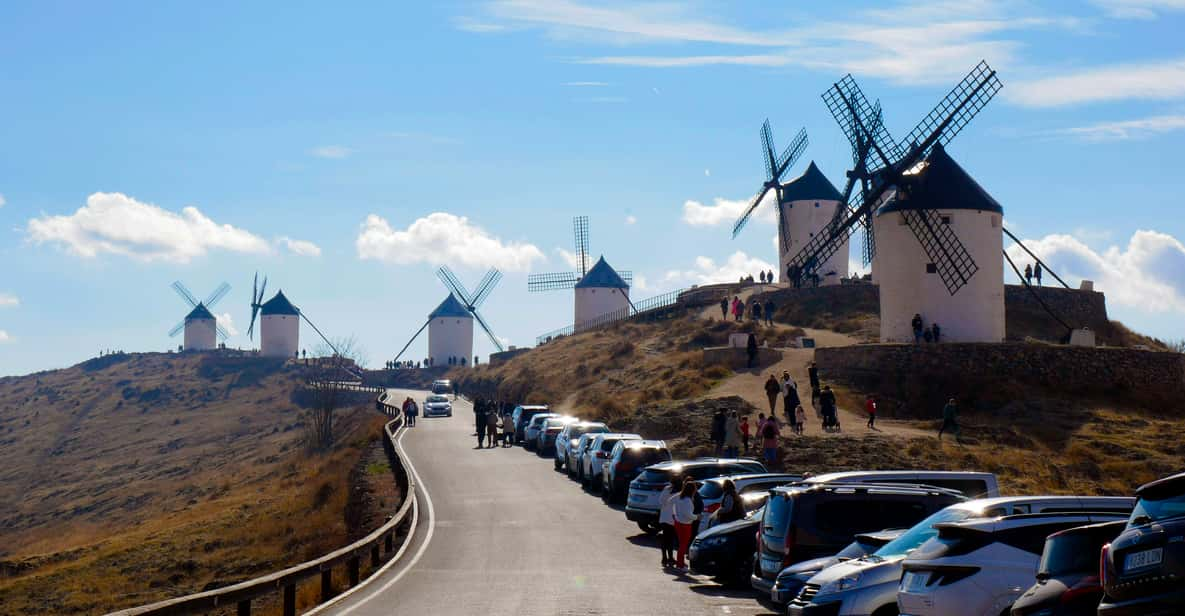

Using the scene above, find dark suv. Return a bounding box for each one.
[752,482,965,593]
[1011,520,1125,616]
[625,458,766,534]
[1099,471,1185,616]
[510,405,549,444]
[600,440,671,505]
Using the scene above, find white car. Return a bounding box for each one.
[422,394,452,417]
[896,511,1129,616]
[555,421,608,472]
[789,496,1135,615]
[522,413,558,451]
[579,433,641,488]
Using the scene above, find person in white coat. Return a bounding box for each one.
[658,476,684,568]
[672,482,698,569]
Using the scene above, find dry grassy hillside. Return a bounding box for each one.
[0,353,389,615]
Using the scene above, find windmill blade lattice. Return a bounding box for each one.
[573,216,590,276]
[203,282,231,308]
[171,281,199,308]
[469,269,503,309]
[527,271,582,292]
[436,266,474,306]
[901,208,980,295]
[897,61,1002,164]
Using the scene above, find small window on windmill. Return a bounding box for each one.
[940,215,952,225]
[991,216,1000,228]
[926,263,937,274]
[814,202,820,208]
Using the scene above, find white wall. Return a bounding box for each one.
[429,316,474,366]
[779,199,850,286]
[261,314,300,358]
[183,319,216,351]
[876,208,1004,343]
[574,286,630,329]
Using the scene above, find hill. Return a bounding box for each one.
[0,353,388,615]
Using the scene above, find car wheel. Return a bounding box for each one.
[871,606,899,616]
[637,521,659,535]
[554,458,562,471]
[600,486,610,503]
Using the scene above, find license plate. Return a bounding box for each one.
[630,494,644,502]
[901,571,930,592]
[1124,547,1163,572]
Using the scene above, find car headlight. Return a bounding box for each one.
[817,572,863,596]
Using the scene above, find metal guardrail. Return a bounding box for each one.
[535,288,689,345]
[107,393,416,616]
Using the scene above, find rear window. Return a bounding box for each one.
[570,425,607,438]
[623,448,670,466]
[1130,492,1185,526]
[599,439,620,452]
[639,469,672,484]
[699,482,724,499]
[764,493,795,537]
[1039,530,1114,577]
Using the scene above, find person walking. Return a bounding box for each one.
[502,409,515,447]
[710,409,726,457]
[407,397,419,427]
[1024,263,1033,285]
[764,373,780,413]
[723,411,741,458]
[732,296,743,322]
[1034,262,1043,286]
[401,396,412,425]
[672,482,698,569]
[781,371,800,425]
[819,385,838,432]
[764,298,775,326]
[740,415,751,452]
[753,300,763,323]
[486,408,499,448]
[760,414,780,464]
[911,313,925,343]
[746,332,758,368]
[474,399,488,448]
[794,404,807,435]
[865,395,877,429]
[658,476,683,568]
[808,361,821,405]
[719,296,729,320]
[938,398,961,441]
[453,381,460,400]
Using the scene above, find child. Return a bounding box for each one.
[794,405,806,435]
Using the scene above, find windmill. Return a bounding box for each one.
[788,61,1007,342]
[169,281,231,351]
[246,272,340,358]
[391,266,505,366]
[527,216,635,327]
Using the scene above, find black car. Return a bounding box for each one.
[689,511,761,585]
[1011,520,1124,616]
[1099,471,1185,616]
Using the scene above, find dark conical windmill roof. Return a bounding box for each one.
[261,290,300,315]
[429,293,473,319]
[877,144,1003,215]
[780,161,843,203]
[575,256,629,289]
[185,303,216,321]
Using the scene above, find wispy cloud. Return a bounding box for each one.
[453,15,509,32]
[277,236,323,257]
[0,330,9,344]
[682,194,773,228]
[1091,0,1185,19]
[1052,114,1185,141]
[0,293,17,308]
[625,215,637,225]
[0,193,6,208]
[1007,58,1185,107]
[574,96,628,103]
[356,212,545,271]
[309,145,353,159]
[564,81,610,87]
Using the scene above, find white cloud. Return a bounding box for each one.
[664,251,776,287]
[1007,58,1185,107]
[682,193,775,228]
[631,273,649,292]
[1052,114,1185,141]
[0,330,9,343]
[309,145,353,159]
[704,169,710,177]
[277,236,322,257]
[0,294,17,308]
[556,247,582,268]
[0,194,6,208]
[27,192,272,263]
[216,312,240,337]
[625,215,637,225]
[1006,230,1185,313]
[1092,0,1185,19]
[356,212,545,272]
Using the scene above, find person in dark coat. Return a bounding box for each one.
[753,301,763,323]
[938,398,961,441]
[911,313,924,343]
[764,298,775,326]
[819,385,838,432]
[807,361,821,404]
[746,333,758,368]
[1024,263,1033,284]
[719,296,728,320]
[763,373,781,414]
[931,323,941,343]
[710,410,726,457]
[1034,262,1043,286]
[474,398,488,448]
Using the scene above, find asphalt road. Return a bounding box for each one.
[321,389,778,616]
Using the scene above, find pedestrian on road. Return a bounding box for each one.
[486,409,499,448]
[1034,262,1043,286]
[658,476,682,568]
[710,410,726,457]
[453,381,459,400]
[723,411,741,458]
[764,374,780,413]
[407,398,418,427]
[713,479,744,526]
[819,385,838,432]
[808,362,821,405]
[672,482,698,569]
[401,397,412,425]
[746,333,758,368]
[740,415,751,452]
[865,395,877,429]
[475,399,488,448]
[719,296,728,320]
[938,398,961,441]
[794,405,806,435]
[781,371,799,425]
[502,409,515,447]
[760,415,780,464]
[912,313,925,343]
[764,298,775,326]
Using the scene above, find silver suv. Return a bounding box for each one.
[555,422,609,472]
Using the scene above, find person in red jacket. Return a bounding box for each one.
[865,395,877,430]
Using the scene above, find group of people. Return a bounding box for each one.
[738,270,777,286]
[657,476,746,570]
[1023,262,1044,286]
[910,313,942,344]
[472,397,514,448]
[721,295,776,327]
[400,396,419,427]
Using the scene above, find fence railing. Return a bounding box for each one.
[535,287,688,345]
[107,393,416,616]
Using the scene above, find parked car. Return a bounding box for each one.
[535,416,578,457]
[790,496,1135,616]
[422,394,452,417]
[579,433,641,489]
[600,440,670,505]
[771,529,905,606]
[556,421,609,472]
[510,405,550,444]
[431,379,451,395]
[698,473,802,526]
[1011,520,1126,616]
[522,413,558,451]
[568,433,599,479]
[897,512,1128,616]
[753,482,966,595]
[798,470,1001,499]
[1099,471,1185,616]
[625,458,766,534]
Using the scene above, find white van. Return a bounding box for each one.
[799,470,1000,499]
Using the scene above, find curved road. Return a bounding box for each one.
[322,389,775,616]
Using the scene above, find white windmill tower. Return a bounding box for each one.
[247,273,340,359]
[528,216,634,329]
[168,281,231,351]
[391,267,505,367]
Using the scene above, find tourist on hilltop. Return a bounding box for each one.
[710,409,727,457]
[724,411,741,458]
[1024,263,1033,285]
[923,326,933,343]
[788,264,801,289]
[764,297,775,326]
[746,332,758,368]
[672,481,698,569]
[760,414,781,464]
[794,404,807,435]
[759,271,766,284]
[808,361,821,405]
[912,313,925,343]
[740,415,751,452]
[1034,262,1043,286]
[819,385,839,432]
[732,296,743,322]
[938,398,961,441]
[764,374,781,413]
[485,408,499,448]
[719,296,729,320]
[931,323,941,343]
[865,394,877,430]
[781,371,800,425]
[658,475,682,568]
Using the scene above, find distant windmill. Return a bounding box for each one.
[391,266,505,366]
[169,281,231,351]
[246,272,340,358]
[528,215,635,327]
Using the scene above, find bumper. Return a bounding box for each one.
[423,407,451,416]
[688,545,736,576]
[625,507,658,524]
[751,574,775,594]
[787,602,842,616]
[1099,588,1185,616]
[771,579,806,605]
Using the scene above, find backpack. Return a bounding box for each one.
[762,422,776,438]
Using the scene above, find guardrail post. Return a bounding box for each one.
[283,583,296,616]
[371,544,381,568]
[237,600,251,616]
[321,568,333,600]
[348,556,360,585]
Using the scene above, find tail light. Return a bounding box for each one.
[704,503,721,514]
[782,527,797,568]
[1099,543,1111,589]
[1061,575,1102,605]
[596,451,609,459]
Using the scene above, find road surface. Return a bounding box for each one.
[322,389,777,616]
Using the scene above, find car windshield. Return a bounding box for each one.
[835,539,872,560]
[871,507,975,559]
[427,396,447,403]
[570,425,606,438]
[1039,530,1112,576]
[1130,491,1185,526]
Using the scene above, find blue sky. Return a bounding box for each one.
[2,1,1184,375]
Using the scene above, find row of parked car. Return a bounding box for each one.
[499,403,1185,616]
